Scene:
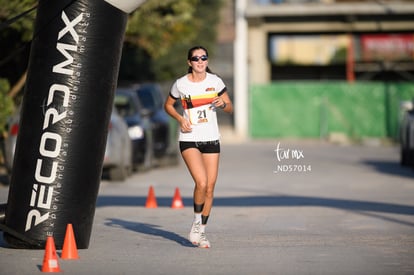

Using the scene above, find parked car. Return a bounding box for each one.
[114,88,153,171]
[400,100,414,167]
[0,133,7,185]
[3,106,20,175]
[103,108,133,181]
[133,83,170,158]
[3,105,133,181]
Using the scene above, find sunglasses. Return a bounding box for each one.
[190,55,208,62]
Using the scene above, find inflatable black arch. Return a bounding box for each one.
[0,0,144,249]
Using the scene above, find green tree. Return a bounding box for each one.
[0,0,37,41]
[0,0,36,146]
[0,79,13,133]
[0,0,36,89]
[120,0,223,82]
[0,0,224,97]
[126,0,199,59]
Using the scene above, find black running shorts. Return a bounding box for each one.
[179,140,220,153]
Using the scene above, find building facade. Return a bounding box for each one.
[232,0,414,139]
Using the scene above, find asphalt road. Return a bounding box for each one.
[0,139,413,275]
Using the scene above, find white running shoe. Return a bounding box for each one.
[198,232,211,248]
[188,221,201,245]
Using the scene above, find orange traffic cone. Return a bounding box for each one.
[171,187,184,209]
[145,186,158,208]
[61,224,79,260]
[41,236,61,273]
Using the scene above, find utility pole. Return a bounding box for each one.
[234,0,248,140]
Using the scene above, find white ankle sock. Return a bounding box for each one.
[194,213,202,223]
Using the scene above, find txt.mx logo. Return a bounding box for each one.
[274,142,304,162]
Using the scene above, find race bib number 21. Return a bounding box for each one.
[188,105,214,125]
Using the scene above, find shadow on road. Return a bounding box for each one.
[104,218,195,247]
[362,160,414,179]
[97,195,414,227]
[97,195,414,215]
